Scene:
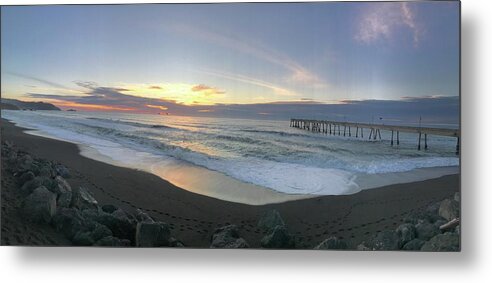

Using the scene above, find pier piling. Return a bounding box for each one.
[289,118,459,154]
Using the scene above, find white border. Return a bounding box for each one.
[1,0,491,282]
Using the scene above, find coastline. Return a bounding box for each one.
[1,118,460,248]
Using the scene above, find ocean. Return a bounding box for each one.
[2,110,459,204]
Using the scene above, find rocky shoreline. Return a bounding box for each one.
[1,139,460,250]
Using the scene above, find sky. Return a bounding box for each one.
[1,2,460,122]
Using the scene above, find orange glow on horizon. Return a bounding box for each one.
[146,104,169,111]
[54,101,136,111]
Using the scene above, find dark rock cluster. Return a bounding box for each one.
[2,141,182,247]
[356,194,460,251]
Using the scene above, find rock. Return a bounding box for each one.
[210,225,249,249]
[101,204,118,214]
[258,209,285,232]
[402,239,426,251]
[356,243,371,251]
[415,221,441,241]
[15,154,33,172]
[314,237,348,250]
[396,223,416,245]
[260,225,293,249]
[38,166,55,178]
[91,223,113,241]
[439,199,460,221]
[94,236,131,247]
[91,210,136,242]
[454,192,460,203]
[18,171,35,185]
[54,164,71,178]
[434,219,448,230]
[23,186,57,224]
[136,222,171,247]
[53,176,72,208]
[72,223,113,246]
[426,202,441,215]
[421,232,460,251]
[21,176,54,195]
[72,231,95,246]
[135,209,154,223]
[5,149,18,169]
[168,237,185,247]
[367,230,401,250]
[52,208,97,240]
[71,186,98,210]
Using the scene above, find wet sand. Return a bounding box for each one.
[1,118,460,248]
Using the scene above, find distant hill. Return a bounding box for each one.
[1,98,61,111]
[1,102,21,110]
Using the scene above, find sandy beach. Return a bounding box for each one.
[1,118,459,248]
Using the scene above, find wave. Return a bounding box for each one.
[86,117,176,130]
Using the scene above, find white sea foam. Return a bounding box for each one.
[2,110,459,204]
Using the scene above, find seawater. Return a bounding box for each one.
[2,110,459,204]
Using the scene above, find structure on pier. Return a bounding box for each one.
[290,118,460,155]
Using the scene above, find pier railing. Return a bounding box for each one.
[290,118,460,155]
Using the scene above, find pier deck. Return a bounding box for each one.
[289,118,460,154]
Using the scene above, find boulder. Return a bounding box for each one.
[454,192,460,203]
[356,243,371,251]
[421,232,460,252]
[396,223,416,245]
[72,223,113,246]
[314,237,348,250]
[54,164,71,178]
[168,237,185,248]
[38,165,55,178]
[210,225,249,249]
[23,186,57,224]
[439,199,460,221]
[18,171,35,185]
[53,176,72,208]
[71,186,98,210]
[21,176,55,195]
[434,219,448,230]
[91,223,113,242]
[101,204,118,214]
[415,221,440,241]
[260,225,293,249]
[367,230,401,250]
[258,209,285,232]
[90,209,136,242]
[94,236,131,247]
[136,222,171,247]
[72,231,95,246]
[52,208,97,240]
[15,154,34,172]
[5,148,18,167]
[135,209,154,223]
[402,239,426,251]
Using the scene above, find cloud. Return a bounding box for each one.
[27,81,177,113]
[191,84,225,95]
[146,104,168,111]
[196,68,296,97]
[355,2,423,47]
[168,24,327,87]
[6,72,70,90]
[148,85,163,90]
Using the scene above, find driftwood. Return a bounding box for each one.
[439,218,460,231]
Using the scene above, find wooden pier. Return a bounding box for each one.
[290,118,460,155]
